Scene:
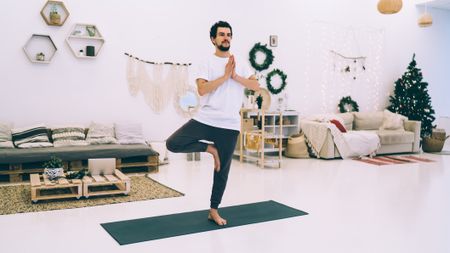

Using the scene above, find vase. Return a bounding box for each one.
[50,12,61,25]
[44,168,64,180]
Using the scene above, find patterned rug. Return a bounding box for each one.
[0,175,184,215]
[355,155,435,166]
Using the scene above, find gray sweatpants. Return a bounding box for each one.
[166,119,239,209]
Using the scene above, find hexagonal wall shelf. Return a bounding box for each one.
[23,34,57,64]
[40,0,70,26]
[66,23,105,58]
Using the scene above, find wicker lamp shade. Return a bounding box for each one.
[418,12,433,27]
[377,0,403,14]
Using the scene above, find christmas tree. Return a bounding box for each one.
[387,54,435,138]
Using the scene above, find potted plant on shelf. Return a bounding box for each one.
[49,4,61,25]
[42,156,64,180]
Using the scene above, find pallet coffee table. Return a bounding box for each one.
[82,169,130,198]
[30,174,82,203]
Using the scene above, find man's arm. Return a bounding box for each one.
[196,77,227,96]
[232,74,260,91]
[196,56,235,96]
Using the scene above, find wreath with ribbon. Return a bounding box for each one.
[266,69,287,95]
[338,96,359,113]
[249,43,274,71]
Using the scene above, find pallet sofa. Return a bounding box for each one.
[0,144,159,183]
[0,121,161,183]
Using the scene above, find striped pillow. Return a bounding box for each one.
[12,124,52,148]
[51,126,88,147]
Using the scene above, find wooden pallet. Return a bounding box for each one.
[82,169,130,198]
[30,174,82,203]
[0,155,158,183]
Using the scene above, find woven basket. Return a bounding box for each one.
[422,136,448,153]
[245,131,262,151]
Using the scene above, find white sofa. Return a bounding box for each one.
[301,111,421,159]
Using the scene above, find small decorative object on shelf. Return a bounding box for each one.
[40,1,70,26]
[338,96,359,113]
[49,4,61,25]
[86,25,96,36]
[23,34,58,64]
[79,49,84,56]
[86,46,95,56]
[36,52,45,61]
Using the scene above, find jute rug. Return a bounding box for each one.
[354,155,435,166]
[0,176,184,215]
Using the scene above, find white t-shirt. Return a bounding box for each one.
[193,54,253,131]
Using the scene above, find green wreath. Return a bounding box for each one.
[249,43,274,71]
[266,69,287,95]
[338,96,359,113]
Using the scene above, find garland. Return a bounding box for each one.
[249,43,274,71]
[338,96,359,113]
[266,69,287,95]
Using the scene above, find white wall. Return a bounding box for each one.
[1,0,449,140]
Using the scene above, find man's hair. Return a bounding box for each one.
[209,21,233,39]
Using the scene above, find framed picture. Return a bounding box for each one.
[270,35,278,47]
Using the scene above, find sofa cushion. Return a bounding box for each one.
[11,124,53,148]
[51,126,88,147]
[376,130,415,144]
[0,123,14,149]
[114,123,146,144]
[379,110,407,131]
[86,122,118,145]
[337,112,354,130]
[353,112,384,130]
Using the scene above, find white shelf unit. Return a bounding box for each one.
[66,23,105,58]
[23,34,57,64]
[40,0,70,26]
[235,109,299,168]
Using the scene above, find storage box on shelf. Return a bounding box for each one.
[235,109,299,168]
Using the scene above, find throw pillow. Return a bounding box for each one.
[380,110,407,131]
[11,124,53,148]
[330,119,347,133]
[86,122,117,145]
[0,122,14,149]
[114,123,146,144]
[0,122,12,142]
[51,125,88,147]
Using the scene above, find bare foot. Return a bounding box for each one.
[206,144,220,172]
[208,208,227,226]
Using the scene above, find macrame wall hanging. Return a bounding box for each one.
[125,53,191,114]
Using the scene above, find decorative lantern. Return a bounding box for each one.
[418,12,433,27]
[377,0,403,14]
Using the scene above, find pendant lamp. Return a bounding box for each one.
[377,0,403,14]
[418,4,433,27]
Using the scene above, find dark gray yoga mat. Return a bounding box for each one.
[101,200,308,245]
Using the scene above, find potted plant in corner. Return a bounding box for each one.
[42,156,64,180]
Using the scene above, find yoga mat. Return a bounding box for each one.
[101,200,308,245]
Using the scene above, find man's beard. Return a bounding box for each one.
[217,43,230,52]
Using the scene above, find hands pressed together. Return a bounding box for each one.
[224,55,238,80]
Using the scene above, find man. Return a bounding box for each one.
[166,21,259,226]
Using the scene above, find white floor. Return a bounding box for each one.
[1,150,450,253]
